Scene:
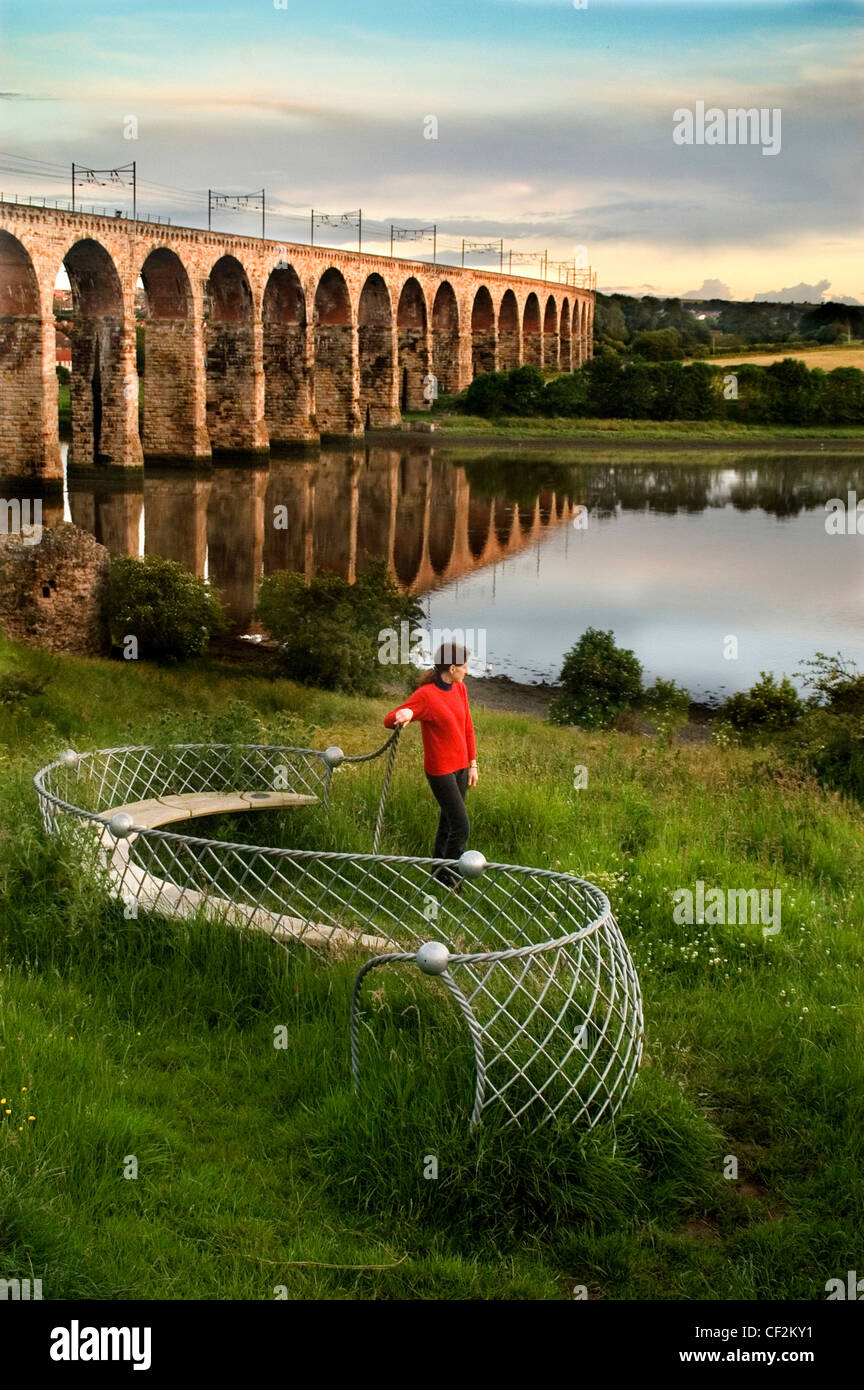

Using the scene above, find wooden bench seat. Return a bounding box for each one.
[93,789,392,955]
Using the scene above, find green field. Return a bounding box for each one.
[1,638,862,1300]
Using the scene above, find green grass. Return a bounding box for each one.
[404,411,864,442]
[1,638,862,1299]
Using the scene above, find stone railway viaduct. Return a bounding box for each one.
[0,203,594,482]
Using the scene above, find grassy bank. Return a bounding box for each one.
[1,637,862,1300]
[405,411,864,443]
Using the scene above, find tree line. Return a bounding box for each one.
[460,359,864,425]
[594,293,864,357]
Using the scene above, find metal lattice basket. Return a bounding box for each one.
[33,739,643,1132]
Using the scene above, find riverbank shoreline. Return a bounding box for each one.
[211,639,717,738]
[389,416,864,449]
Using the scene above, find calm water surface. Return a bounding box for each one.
[52,444,864,700]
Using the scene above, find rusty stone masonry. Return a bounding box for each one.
[0,520,110,655]
[0,203,595,480]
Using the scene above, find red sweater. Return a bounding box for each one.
[384,679,477,776]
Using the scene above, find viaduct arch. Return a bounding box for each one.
[0,202,594,480]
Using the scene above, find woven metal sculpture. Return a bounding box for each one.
[34,738,643,1131]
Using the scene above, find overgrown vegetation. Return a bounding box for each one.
[255,560,424,695]
[723,673,805,733]
[108,553,225,662]
[1,637,862,1299]
[723,654,864,806]
[549,628,690,730]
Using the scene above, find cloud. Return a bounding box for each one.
[599,284,661,296]
[681,278,733,299]
[752,280,864,306]
[753,279,830,302]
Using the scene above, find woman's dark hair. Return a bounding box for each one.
[418,642,471,686]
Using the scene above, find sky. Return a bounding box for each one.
[1,0,862,300]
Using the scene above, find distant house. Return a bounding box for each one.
[55,329,72,368]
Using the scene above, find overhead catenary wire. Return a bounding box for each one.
[0,153,595,284]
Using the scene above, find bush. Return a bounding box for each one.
[108,554,225,663]
[542,372,588,416]
[638,677,691,717]
[798,652,864,715]
[782,708,864,804]
[462,371,509,418]
[722,672,804,733]
[504,365,546,415]
[550,628,644,730]
[255,561,423,695]
[460,366,549,419]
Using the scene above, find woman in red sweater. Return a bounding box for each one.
[384,642,478,887]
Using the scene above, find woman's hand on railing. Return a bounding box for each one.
[393,709,414,726]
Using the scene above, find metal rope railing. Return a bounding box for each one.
[33,739,643,1132]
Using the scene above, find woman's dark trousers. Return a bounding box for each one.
[426,767,470,887]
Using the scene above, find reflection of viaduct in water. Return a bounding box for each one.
[0,201,594,480]
[68,449,576,629]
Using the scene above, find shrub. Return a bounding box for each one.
[549,628,644,730]
[638,677,691,717]
[797,651,864,715]
[460,366,546,419]
[108,554,225,663]
[505,365,546,416]
[462,372,509,418]
[255,561,423,695]
[542,372,588,416]
[782,708,864,805]
[722,672,804,733]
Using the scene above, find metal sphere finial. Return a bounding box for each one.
[458,850,487,879]
[60,749,79,768]
[323,746,345,769]
[108,812,134,839]
[415,941,450,975]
